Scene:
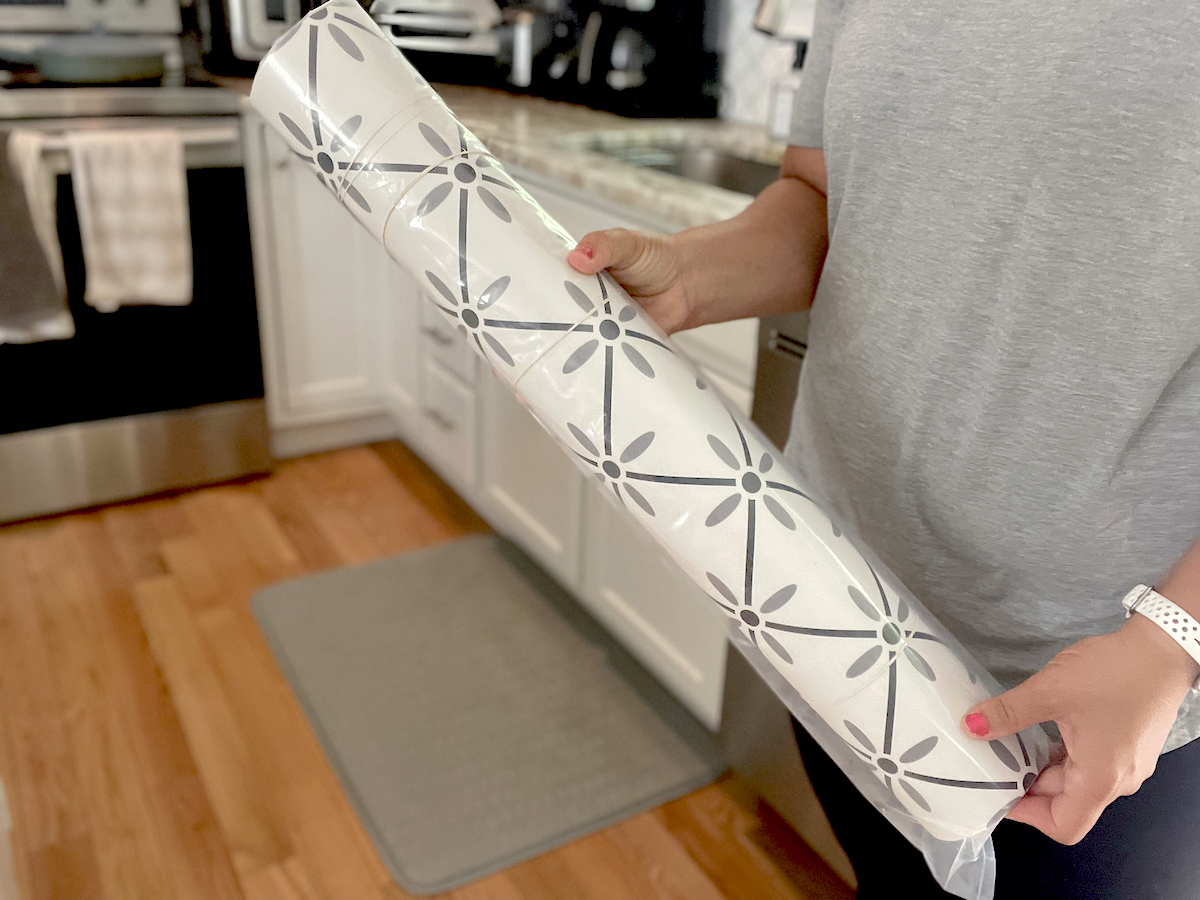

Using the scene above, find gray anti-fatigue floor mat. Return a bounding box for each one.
[252,535,725,895]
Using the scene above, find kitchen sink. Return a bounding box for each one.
[591,143,781,196]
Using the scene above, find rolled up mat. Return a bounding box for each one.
[251,5,1051,897]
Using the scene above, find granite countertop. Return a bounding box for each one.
[226,74,785,229]
[435,85,785,229]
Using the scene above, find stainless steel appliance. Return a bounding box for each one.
[0,88,271,524]
[750,310,808,449]
[370,0,554,91]
[720,308,856,885]
[197,0,331,67]
[0,0,182,36]
[200,0,518,73]
[563,0,720,117]
[371,0,503,57]
[0,0,185,85]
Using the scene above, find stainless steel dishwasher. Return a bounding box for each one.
[0,88,271,523]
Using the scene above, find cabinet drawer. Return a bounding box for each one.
[419,357,477,492]
[419,300,475,384]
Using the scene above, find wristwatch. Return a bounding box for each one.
[1122,584,1200,693]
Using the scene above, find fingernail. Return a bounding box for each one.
[965,713,990,737]
[577,245,595,260]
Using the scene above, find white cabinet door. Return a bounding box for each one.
[581,489,729,730]
[377,260,423,441]
[478,368,585,588]
[254,124,383,427]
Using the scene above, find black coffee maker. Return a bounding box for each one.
[546,0,720,118]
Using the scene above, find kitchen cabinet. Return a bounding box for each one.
[581,489,729,730]
[245,117,397,457]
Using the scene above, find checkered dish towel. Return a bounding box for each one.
[66,129,193,312]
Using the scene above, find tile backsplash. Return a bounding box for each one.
[717,0,804,126]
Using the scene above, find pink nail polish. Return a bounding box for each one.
[965,712,990,736]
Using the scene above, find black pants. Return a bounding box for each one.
[792,719,1200,900]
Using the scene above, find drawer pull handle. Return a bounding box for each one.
[422,326,454,347]
[424,408,456,432]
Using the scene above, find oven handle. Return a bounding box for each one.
[30,120,245,174]
[37,124,242,153]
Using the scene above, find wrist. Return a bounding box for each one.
[1120,611,1200,697]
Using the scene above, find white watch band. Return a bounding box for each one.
[1122,584,1200,693]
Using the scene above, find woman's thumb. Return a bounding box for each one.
[963,673,1057,740]
[568,228,645,276]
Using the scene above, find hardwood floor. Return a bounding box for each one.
[0,442,854,900]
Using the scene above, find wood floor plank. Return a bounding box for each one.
[600,813,730,900]
[132,574,292,875]
[26,833,103,900]
[545,817,728,900]
[0,538,86,848]
[237,856,322,900]
[69,517,249,900]
[496,848,592,900]
[216,491,304,582]
[252,466,344,573]
[654,778,854,900]
[0,537,92,900]
[24,528,175,900]
[179,491,272,598]
[556,831,672,900]
[442,871,525,900]
[368,443,489,537]
[321,447,467,552]
[54,519,249,900]
[197,601,392,899]
[174,490,393,896]
[160,535,230,613]
[100,497,191,582]
[312,501,389,566]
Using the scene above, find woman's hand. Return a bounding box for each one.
[962,615,1198,844]
[565,147,831,332]
[567,229,695,334]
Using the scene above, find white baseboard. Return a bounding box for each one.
[270,412,398,459]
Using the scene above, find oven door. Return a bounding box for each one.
[0,115,271,523]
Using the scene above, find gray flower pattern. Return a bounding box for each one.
[843,719,1035,813]
[278,110,372,212]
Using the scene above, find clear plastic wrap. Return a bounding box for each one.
[250,5,1052,896]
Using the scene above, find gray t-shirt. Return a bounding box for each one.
[786,0,1199,751]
